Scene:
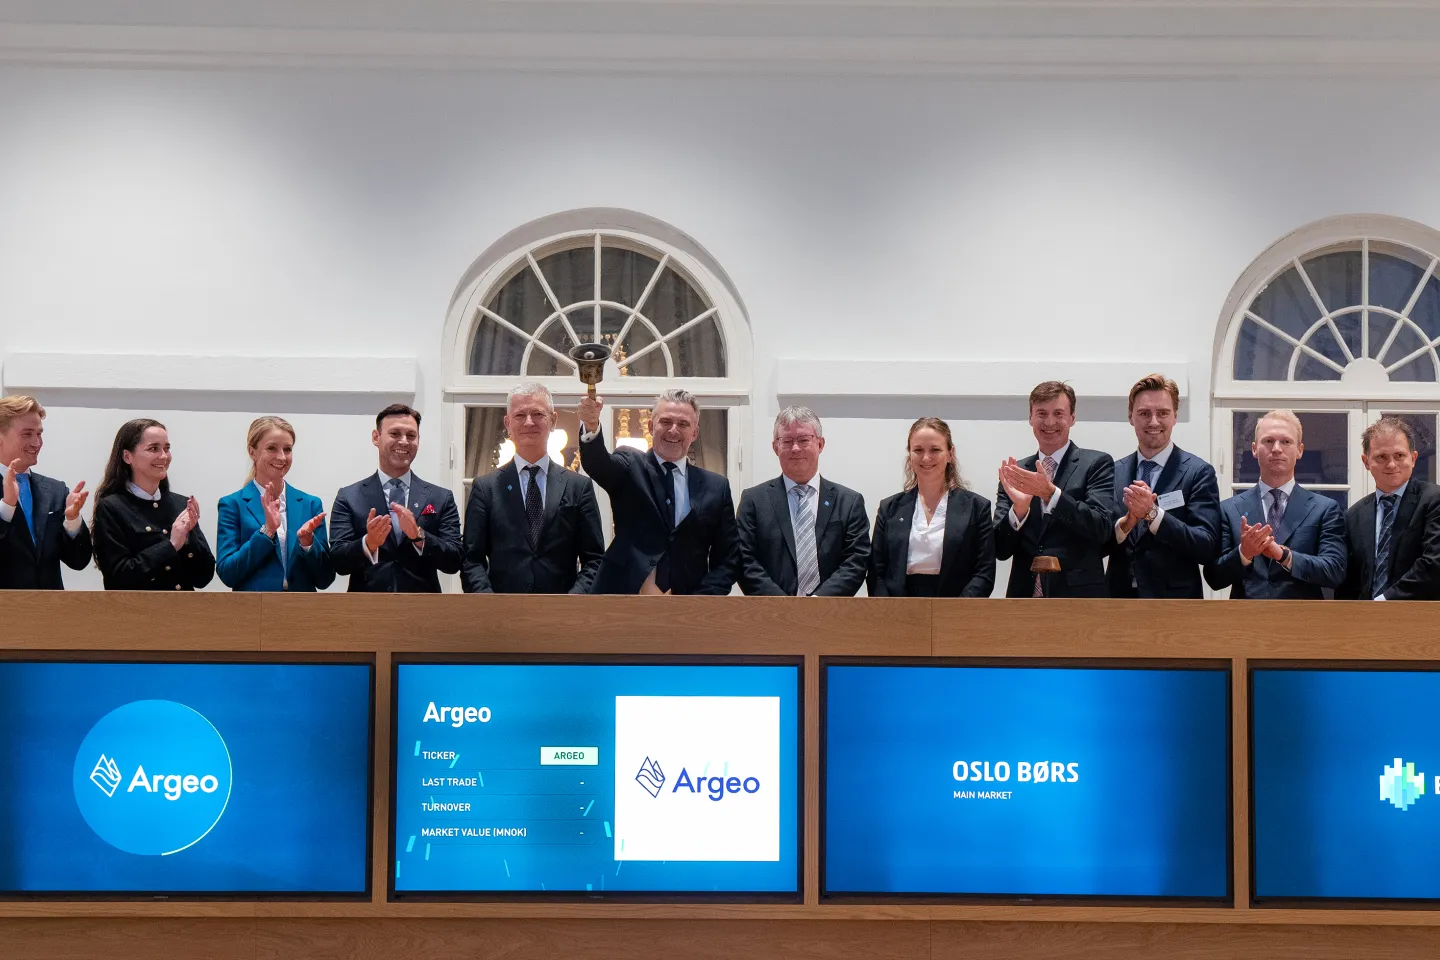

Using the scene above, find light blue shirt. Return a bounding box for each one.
[1255,477,1297,525]
[782,473,821,523]
[513,454,548,506]
[655,453,690,526]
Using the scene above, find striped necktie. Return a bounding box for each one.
[793,485,821,597]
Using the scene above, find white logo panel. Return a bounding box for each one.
[613,695,780,862]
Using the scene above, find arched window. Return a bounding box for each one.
[1214,214,1440,512]
[440,209,752,516]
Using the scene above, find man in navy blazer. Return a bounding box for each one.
[995,381,1116,598]
[331,404,463,593]
[1338,417,1440,601]
[462,383,604,594]
[1106,374,1221,598]
[0,395,91,589]
[735,406,869,597]
[1204,410,1346,599]
[577,388,737,595]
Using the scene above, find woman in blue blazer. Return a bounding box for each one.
[216,416,335,591]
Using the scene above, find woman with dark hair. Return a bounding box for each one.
[92,419,215,591]
[868,417,995,598]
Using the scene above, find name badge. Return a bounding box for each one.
[1157,490,1186,511]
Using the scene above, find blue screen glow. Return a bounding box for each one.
[0,661,372,894]
[392,662,800,896]
[824,663,1230,898]
[1252,668,1440,901]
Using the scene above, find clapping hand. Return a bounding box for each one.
[1122,481,1157,523]
[170,496,200,550]
[390,502,422,541]
[363,508,392,554]
[64,481,89,522]
[2,459,21,507]
[296,512,325,549]
[1238,515,1274,562]
[998,458,1037,518]
[260,482,283,537]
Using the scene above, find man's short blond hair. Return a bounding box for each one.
[0,395,45,434]
[1254,409,1303,444]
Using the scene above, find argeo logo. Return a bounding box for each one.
[73,700,233,856]
[1381,757,1426,811]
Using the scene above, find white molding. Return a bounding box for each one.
[9,11,1440,77]
[776,359,1191,401]
[2,352,417,397]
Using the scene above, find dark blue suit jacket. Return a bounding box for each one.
[994,444,1115,598]
[1203,484,1347,599]
[579,429,738,595]
[330,472,462,593]
[1105,447,1222,599]
[216,482,335,592]
[0,471,91,589]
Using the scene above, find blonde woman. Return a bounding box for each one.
[868,417,995,598]
[215,416,333,592]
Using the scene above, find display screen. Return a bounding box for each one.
[391,659,801,898]
[0,660,373,896]
[1252,666,1440,903]
[823,661,1231,901]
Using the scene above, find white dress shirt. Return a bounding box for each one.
[366,468,424,564]
[1114,441,1174,542]
[656,453,691,526]
[907,490,948,575]
[0,464,83,537]
[1008,441,1069,530]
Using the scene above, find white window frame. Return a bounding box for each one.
[439,211,753,513]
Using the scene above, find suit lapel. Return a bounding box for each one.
[937,489,965,583]
[813,479,835,544]
[241,482,265,529]
[1117,452,1137,492]
[643,454,673,526]
[499,462,526,524]
[892,489,920,561]
[768,479,796,561]
[541,460,565,537]
[284,485,309,570]
[1393,482,1422,546]
[681,461,704,526]
[1152,448,1184,495]
[361,475,391,551]
[1272,485,1310,547]
[1050,445,1081,492]
[1354,492,1378,595]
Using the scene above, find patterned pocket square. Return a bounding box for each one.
[420,504,436,516]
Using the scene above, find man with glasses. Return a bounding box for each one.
[734,406,870,596]
[578,388,737,595]
[1338,417,1440,601]
[461,383,604,594]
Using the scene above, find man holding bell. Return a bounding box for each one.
[578,388,738,595]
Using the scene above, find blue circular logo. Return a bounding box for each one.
[72,700,232,856]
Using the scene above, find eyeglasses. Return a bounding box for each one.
[776,437,817,450]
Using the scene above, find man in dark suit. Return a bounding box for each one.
[1105,374,1221,598]
[462,383,604,594]
[0,395,91,589]
[1204,410,1346,600]
[995,381,1115,598]
[735,406,869,596]
[331,404,463,592]
[1338,416,1440,601]
[577,388,737,595]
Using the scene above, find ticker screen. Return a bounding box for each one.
[0,660,373,896]
[823,661,1231,900]
[391,659,801,898]
[1253,666,1440,902]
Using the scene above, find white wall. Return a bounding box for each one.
[2,66,1438,590]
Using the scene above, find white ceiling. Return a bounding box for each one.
[1,1,1439,76]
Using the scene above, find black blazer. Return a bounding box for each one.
[578,429,738,596]
[1105,447,1222,599]
[994,445,1115,598]
[0,471,91,589]
[330,472,463,593]
[735,476,869,597]
[92,490,215,591]
[1203,484,1347,600]
[461,460,604,594]
[869,488,995,598]
[1338,480,1440,601]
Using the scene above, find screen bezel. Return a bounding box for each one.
[819,655,1234,907]
[388,653,804,903]
[0,650,376,902]
[1249,659,1440,909]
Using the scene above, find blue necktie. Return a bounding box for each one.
[1375,493,1399,599]
[1127,459,1159,546]
[16,472,35,542]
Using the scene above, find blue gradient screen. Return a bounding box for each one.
[0,661,372,894]
[392,663,800,895]
[824,664,1230,898]
[1253,669,1440,900]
